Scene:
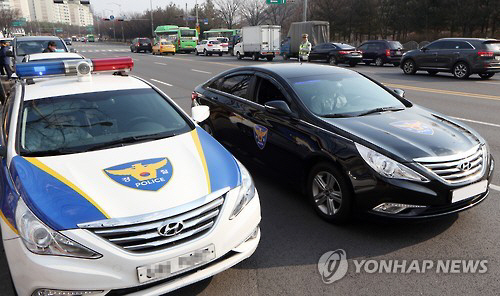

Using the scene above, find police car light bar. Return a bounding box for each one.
[15,57,134,79]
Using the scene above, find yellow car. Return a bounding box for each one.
[152,40,176,55]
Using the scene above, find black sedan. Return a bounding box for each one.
[192,64,494,222]
[309,42,362,66]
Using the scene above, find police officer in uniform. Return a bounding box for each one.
[299,34,312,63]
[0,40,12,79]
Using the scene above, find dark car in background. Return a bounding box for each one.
[130,37,152,53]
[401,38,500,79]
[8,36,69,69]
[64,38,72,45]
[358,40,404,66]
[309,42,362,66]
[192,64,494,222]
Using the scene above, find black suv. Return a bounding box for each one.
[401,38,500,79]
[357,40,404,66]
[130,38,152,53]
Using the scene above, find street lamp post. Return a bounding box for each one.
[108,2,124,42]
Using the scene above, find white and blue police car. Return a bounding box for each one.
[0,57,261,295]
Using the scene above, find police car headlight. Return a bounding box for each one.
[355,143,428,182]
[230,160,256,219]
[15,198,102,259]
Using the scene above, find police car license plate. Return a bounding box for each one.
[137,245,216,283]
[451,180,488,203]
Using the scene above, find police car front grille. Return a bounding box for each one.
[86,196,224,253]
[418,146,485,184]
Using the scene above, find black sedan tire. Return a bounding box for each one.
[479,73,495,79]
[402,59,417,75]
[453,62,470,79]
[307,163,352,223]
[328,56,337,65]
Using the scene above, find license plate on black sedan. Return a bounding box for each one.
[451,180,488,203]
[137,245,216,283]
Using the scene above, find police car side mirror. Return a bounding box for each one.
[393,88,405,97]
[265,100,293,117]
[192,105,210,123]
[6,50,13,57]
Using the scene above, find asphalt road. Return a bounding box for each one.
[2,42,500,295]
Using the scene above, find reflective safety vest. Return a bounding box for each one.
[299,41,312,55]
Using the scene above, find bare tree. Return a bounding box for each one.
[0,9,21,37]
[241,0,267,26]
[214,0,242,29]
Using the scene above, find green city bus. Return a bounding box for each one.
[202,29,240,39]
[154,25,198,53]
[86,34,95,42]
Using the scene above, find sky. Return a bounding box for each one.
[91,0,199,17]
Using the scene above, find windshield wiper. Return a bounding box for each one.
[85,132,176,152]
[357,107,405,116]
[22,147,84,157]
[322,113,355,118]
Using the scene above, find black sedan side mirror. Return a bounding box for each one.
[69,48,77,53]
[393,88,405,97]
[264,100,293,116]
[421,47,427,52]
[6,50,13,57]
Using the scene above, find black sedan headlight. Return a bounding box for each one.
[355,143,429,182]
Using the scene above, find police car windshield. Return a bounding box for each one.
[16,40,67,56]
[289,72,407,117]
[20,88,192,156]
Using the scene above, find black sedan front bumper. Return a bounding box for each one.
[350,156,494,219]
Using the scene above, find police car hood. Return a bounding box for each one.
[324,106,483,162]
[11,128,241,231]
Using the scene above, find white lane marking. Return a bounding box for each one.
[108,50,113,52]
[132,59,139,62]
[490,184,500,192]
[451,116,500,128]
[477,81,500,85]
[155,62,167,65]
[191,69,212,74]
[150,78,172,86]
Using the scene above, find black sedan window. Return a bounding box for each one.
[219,75,252,98]
[289,72,406,117]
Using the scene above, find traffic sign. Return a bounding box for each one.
[266,0,286,4]
[55,28,63,33]
[204,18,209,25]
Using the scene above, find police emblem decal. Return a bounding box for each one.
[390,120,434,135]
[104,158,173,191]
[253,125,268,150]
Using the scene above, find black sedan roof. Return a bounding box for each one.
[241,63,354,79]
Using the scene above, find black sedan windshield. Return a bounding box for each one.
[20,88,192,156]
[289,72,406,117]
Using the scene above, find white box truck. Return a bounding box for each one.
[234,25,281,61]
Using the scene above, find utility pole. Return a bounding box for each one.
[303,0,307,22]
[195,0,199,35]
[185,3,188,27]
[150,0,154,37]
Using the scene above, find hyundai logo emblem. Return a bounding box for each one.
[457,161,472,172]
[157,220,184,237]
